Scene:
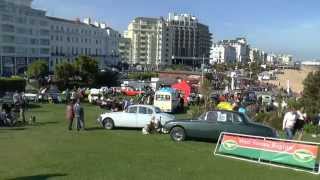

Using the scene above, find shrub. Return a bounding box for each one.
[187,105,205,119]
[255,112,283,130]
[0,77,26,93]
[304,123,320,135]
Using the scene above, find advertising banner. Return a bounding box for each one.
[215,133,320,174]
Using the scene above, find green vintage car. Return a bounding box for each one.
[164,110,278,142]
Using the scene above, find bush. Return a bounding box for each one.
[0,77,26,93]
[304,123,320,134]
[255,112,283,130]
[187,105,205,119]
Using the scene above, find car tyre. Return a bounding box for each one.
[170,127,186,142]
[103,118,114,130]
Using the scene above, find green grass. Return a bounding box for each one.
[0,104,320,180]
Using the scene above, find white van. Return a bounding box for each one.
[154,88,180,113]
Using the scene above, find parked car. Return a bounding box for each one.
[97,105,175,129]
[24,90,39,102]
[164,110,277,142]
[121,87,145,96]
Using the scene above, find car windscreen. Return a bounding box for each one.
[155,107,161,113]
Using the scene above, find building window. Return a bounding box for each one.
[2,46,15,53]
[1,24,15,32]
[40,48,50,55]
[40,39,50,45]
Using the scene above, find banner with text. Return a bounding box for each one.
[216,133,319,173]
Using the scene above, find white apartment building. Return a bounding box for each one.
[266,53,278,64]
[0,0,50,76]
[278,54,293,65]
[249,48,266,64]
[124,17,170,68]
[218,38,250,63]
[49,17,121,70]
[210,44,236,64]
[122,13,212,68]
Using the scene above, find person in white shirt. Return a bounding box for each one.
[283,108,297,140]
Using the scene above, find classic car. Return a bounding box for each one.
[164,110,277,142]
[97,105,175,129]
[121,87,145,96]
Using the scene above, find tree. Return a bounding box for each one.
[200,78,213,111]
[301,70,320,115]
[74,56,99,84]
[26,60,49,79]
[54,62,76,86]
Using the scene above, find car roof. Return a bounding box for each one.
[129,104,156,109]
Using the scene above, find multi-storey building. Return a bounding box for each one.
[210,44,236,64]
[0,0,50,76]
[249,48,266,64]
[167,13,212,66]
[218,38,250,63]
[49,17,121,70]
[121,13,212,68]
[118,36,132,64]
[278,54,293,65]
[124,17,170,68]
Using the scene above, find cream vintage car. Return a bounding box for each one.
[97,105,175,129]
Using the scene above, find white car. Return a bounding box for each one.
[97,105,175,130]
[24,90,39,102]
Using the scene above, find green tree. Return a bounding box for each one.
[200,78,213,111]
[54,62,76,86]
[26,60,49,79]
[301,70,320,115]
[74,56,99,84]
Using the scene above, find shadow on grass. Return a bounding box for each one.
[6,173,67,180]
[27,104,42,109]
[0,127,27,131]
[85,127,105,131]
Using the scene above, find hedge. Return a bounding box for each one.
[0,77,26,93]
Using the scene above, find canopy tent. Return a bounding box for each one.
[172,80,191,103]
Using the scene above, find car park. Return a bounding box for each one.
[97,105,175,129]
[164,110,277,142]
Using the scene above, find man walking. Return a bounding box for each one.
[73,99,84,131]
[283,108,297,140]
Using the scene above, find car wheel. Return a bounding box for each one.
[103,118,114,130]
[170,127,186,142]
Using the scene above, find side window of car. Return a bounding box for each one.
[139,107,147,114]
[217,111,233,123]
[128,107,138,113]
[207,111,218,122]
[146,108,153,114]
[232,113,243,123]
[217,112,228,122]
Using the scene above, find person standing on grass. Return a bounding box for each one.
[66,102,74,130]
[73,99,82,131]
[283,108,297,140]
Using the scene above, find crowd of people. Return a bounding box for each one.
[0,91,27,127]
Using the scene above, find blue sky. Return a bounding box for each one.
[32,0,320,60]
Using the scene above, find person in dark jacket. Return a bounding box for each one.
[73,99,84,131]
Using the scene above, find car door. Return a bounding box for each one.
[186,112,220,140]
[119,106,138,127]
[198,111,222,140]
[136,107,153,128]
[216,111,248,135]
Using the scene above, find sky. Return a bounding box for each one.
[32,0,320,60]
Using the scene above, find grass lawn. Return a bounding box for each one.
[0,103,320,180]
